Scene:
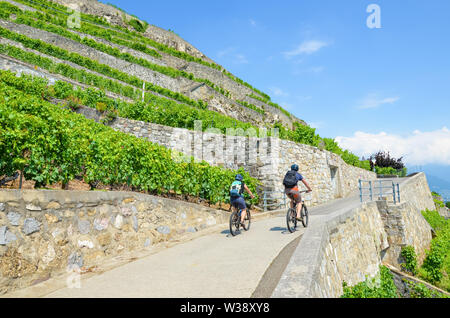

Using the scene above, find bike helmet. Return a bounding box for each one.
[291,164,299,171]
[235,174,244,182]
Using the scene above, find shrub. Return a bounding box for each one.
[375,166,407,177]
[406,281,449,298]
[96,102,108,113]
[127,18,147,33]
[401,246,418,275]
[370,151,405,170]
[420,210,450,290]
[53,80,73,99]
[341,266,398,298]
[422,209,448,232]
[64,95,81,111]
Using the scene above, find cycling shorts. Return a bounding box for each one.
[285,186,301,204]
[230,196,247,210]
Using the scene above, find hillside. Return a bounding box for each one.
[0,0,307,130]
[0,0,372,193]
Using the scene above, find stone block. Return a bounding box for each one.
[22,218,41,235]
[93,218,109,231]
[45,213,60,224]
[114,215,123,229]
[97,233,112,247]
[0,226,17,245]
[157,226,170,235]
[78,220,91,235]
[46,202,61,210]
[68,252,83,269]
[7,212,21,226]
[25,204,41,211]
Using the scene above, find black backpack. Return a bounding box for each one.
[283,170,298,188]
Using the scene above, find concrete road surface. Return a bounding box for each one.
[44,215,305,298]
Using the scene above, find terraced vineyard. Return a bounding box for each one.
[0,0,372,203]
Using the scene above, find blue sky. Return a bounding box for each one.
[104,0,450,168]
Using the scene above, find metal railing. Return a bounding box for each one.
[359,179,401,204]
[262,190,287,211]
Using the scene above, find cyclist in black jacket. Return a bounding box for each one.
[283,164,312,221]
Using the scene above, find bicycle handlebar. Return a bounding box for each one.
[287,190,311,197]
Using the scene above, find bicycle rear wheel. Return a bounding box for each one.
[229,211,240,236]
[286,208,297,233]
[301,205,309,228]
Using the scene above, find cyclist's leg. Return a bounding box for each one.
[291,187,302,219]
[296,201,303,219]
[241,209,247,223]
[285,188,294,209]
[230,198,239,214]
[239,197,247,224]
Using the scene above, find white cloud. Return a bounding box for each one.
[280,102,295,110]
[293,66,325,75]
[309,66,325,73]
[358,93,400,109]
[269,86,289,97]
[283,40,329,58]
[297,95,312,102]
[309,121,324,129]
[235,54,248,64]
[217,47,235,58]
[335,127,450,165]
[217,47,248,64]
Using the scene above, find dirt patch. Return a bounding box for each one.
[0,173,35,190]
[0,249,37,278]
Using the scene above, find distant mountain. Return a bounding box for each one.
[406,164,450,201]
[426,174,450,202]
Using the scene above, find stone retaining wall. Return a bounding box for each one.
[75,105,377,208]
[399,173,435,212]
[0,189,229,295]
[273,173,434,298]
[273,140,376,207]
[378,201,432,267]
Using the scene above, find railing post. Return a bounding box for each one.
[283,191,286,209]
[397,183,401,203]
[369,181,373,201]
[379,180,383,200]
[392,182,396,204]
[264,191,267,212]
[359,179,362,203]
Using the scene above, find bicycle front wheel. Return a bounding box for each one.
[301,205,309,228]
[229,211,240,236]
[243,210,251,231]
[286,208,297,233]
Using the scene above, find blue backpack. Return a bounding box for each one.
[230,181,243,198]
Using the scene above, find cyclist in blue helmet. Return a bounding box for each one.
[283,164,312,221]
[229,174,255,230]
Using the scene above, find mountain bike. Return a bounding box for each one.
[286,190,309,233]
[229,205,251,237]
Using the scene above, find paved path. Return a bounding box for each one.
[9,178,408,298]
[44,216,305,298]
